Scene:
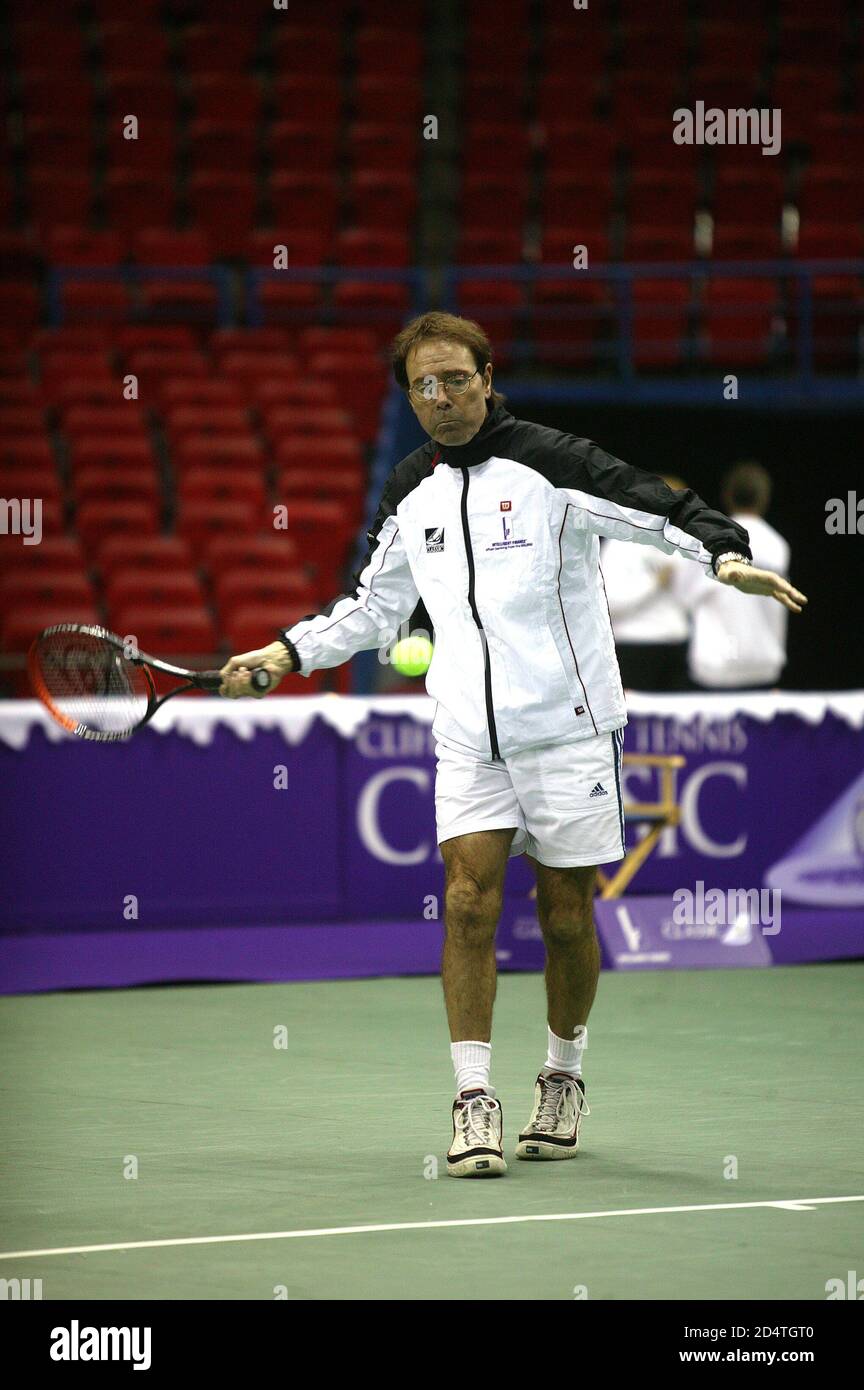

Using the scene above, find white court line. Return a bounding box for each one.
[1,1195,862,1262]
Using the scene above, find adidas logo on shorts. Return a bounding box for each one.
[588,782,608,798]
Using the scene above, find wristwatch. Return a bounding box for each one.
[712,551,752,576]
[277,631,301,673]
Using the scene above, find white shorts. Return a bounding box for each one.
[434,730,626,868]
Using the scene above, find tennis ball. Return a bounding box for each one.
[391,635,433,677]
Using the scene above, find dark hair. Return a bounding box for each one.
[722,461,772,515]
[390,312,506,407]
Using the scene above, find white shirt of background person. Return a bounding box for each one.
[681,462,790,690]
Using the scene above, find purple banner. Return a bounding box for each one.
[1,703,863,990]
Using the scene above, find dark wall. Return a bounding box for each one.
[513,401,863,690]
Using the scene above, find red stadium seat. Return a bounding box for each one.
[75,500,159,551]
[104,120,176,174]
[187,171,258,253]
[111,605,218,656]
[187,75,261,122]
[0,405,45,432]
[125,350,210,394]
[543,172,614,226]
[267,122,340,172]
[347,122,419,173]
[162,406,252,443]
[173,436,264,473]
[176,500,259,553]
[272,76,341,124]
[1,535,84,575]
[354,76,421,122]
[252,378,340,410]
[260,405,354,437]
[622,225,695,260]
[274,436,364,471]
[62,405,148,436]
[45,228,125,266]
[797,166,864,222]
[178,469,266,511]
[69,438,154,472]
[100,23,170,72]
[133,228,212,265]
[73,467,161,508]
[214,569,316,625]
[186,119,256,171]
[103,171,175,233]
[224,604,329,668]
[97,535,193,576]
[214,352,300,384]
[1,465,60,498]
[273,498,355,583]
[115,327,198,351]
[181,23,258,73]
[0,570,94,609]
[2,602,101,653]
[105,568,205,613]
[711,167,786,225]
[159,378,246,409]
[270,24,342,73]
[458,228,525,265]
[711,224,783,259]
[631,280,692,368]
[350,171,418,227]
[257,282,323,327]
[698,279,782,365]
[60,283,135,325]
[276,469,364,522]
[532,280,613,367]
[628,171,698,226]
[202,534,300,581]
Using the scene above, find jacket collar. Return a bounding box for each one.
[436,402,516,468]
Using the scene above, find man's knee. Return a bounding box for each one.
[444,873,502,945]
[536,867,597,946]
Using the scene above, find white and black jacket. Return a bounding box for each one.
[280,404,751,759]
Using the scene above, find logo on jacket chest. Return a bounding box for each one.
[486,500,533,552]
[425,527,445,552]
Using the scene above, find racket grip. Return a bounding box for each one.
[198,668,272,692]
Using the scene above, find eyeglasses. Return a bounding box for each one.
[408,369,480,402]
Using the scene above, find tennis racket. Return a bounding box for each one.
[29,623,272,742]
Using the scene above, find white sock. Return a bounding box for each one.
[543,1024,587,1079]
[451,1040,493,1097]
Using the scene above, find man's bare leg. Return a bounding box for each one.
[440,829,516,1040]
[529,859,600,1037]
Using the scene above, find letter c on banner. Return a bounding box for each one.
[680,762,747,857]
[356,767,431,864]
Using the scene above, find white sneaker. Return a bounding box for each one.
[515,1072,589,1160]
[447,1088,507,1177]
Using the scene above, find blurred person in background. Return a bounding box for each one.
[601,474,691,691]
[683,461,790,691]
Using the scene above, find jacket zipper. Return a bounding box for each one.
[459,466,501,759]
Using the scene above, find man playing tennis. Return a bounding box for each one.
[220,312,807,1178]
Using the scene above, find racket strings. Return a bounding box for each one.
[33,630,150,735]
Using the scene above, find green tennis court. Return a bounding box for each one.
[1,963,861,1301]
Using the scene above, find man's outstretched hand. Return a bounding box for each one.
[219,641,295,698]
[716,561,808,614]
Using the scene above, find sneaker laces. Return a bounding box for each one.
[534,1075,590,1133]
[457,1094,499,1147]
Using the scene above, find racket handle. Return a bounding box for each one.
[196,668,272,692]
